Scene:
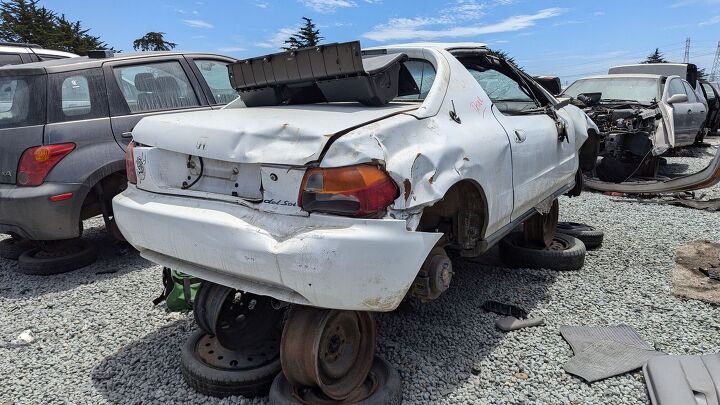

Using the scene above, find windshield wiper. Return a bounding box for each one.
[600,98,641,104]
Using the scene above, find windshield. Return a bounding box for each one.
[563,77,659,104]
[0,74,46,129]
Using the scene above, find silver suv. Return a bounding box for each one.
[0,50,238,273]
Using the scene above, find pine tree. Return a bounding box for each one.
[0,0,110,55]
[641,48,668,64]
[283,17,323,50]
[133,32,177,51]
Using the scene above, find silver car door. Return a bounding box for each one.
[666,78,691,144]
[682,81,706,134]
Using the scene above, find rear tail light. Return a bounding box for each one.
[17,143,75,186]
[125,142,137,184]
[299,164,399,217]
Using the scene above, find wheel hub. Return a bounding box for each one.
[281,307,376,401]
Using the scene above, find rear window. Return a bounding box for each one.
[48,69,108,123]
[396,60,436,101]
[0,74,46,129]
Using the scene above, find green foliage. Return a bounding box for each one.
[0,0,110,55]
[133,32,177,52]
[641,48,668,64]
[283,17,323,50]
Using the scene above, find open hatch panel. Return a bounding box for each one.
[228,41,418,107]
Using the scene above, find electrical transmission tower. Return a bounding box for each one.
[684,37,691,63]
[711,41,720,82]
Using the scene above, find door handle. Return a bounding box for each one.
[121,131,133,139]
[514,129,526,143]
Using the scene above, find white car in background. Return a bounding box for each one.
[113,41,599,312]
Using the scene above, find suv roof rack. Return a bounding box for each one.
[0,42,40,49]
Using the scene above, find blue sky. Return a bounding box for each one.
[45,0,720,84]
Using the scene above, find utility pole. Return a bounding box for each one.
[684,37,691,63]
[711,41,720,82]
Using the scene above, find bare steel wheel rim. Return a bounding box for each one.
[195,332,280,371]
[281,307,376,401]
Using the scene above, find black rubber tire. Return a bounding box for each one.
[0,236,35,260]
[16,242,97,275]
[269,356,402,405]
[499,233,586,271]
[557,222,604,250]
[180,329,281,398]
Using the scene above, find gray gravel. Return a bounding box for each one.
[2,145,720,404]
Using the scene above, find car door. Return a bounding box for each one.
[186,56,238,109]
[682,80,707,135]
[665,78,692,144]
[708,83,720,133]
[103,56,212,150]
[468,65,575,219]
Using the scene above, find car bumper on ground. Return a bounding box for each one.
[0,182,85,240]
[113,185,441,311]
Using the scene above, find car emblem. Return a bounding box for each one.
[196,137,208,150]
[1,170,11,177]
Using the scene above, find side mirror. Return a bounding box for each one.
[534,76,562,96]
[667,93,689,104]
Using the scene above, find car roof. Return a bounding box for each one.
[32,48,78,58]
[577,74,665,80]
[0,51,234,75]
[368,42,488,51]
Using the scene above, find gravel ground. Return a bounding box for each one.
[2,148,720,404]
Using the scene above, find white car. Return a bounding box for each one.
[113,42,598,312]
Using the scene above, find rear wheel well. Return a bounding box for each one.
[417,180,488,256]
[80,171,127,220]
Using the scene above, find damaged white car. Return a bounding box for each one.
[562,67,710,184]
[113,41,598,399]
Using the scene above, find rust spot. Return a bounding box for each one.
[429,176,434,184]
[281,123,289,129]
[403,179,412,200]
[463,157,470,161]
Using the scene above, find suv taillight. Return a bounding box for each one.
[299,164,399,217]
[125,142,137,184]
[17,143,75,186]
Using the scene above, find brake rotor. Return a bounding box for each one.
[194,283,284,351]
[280,307,376,401]
[524,199,559,248]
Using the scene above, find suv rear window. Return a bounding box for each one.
[48,69,109,123]
[0,74,46,128]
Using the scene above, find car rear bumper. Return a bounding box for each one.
[113,185,441,311]
[0,182,85,240]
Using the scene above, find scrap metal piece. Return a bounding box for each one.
[585,145,720,193]
[563,340,665,383]
[482,300,529,320]
[495,316,545,332]
[559,324,655,355]
[644,354,720,405]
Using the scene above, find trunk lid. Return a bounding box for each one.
[0,71,47,184]
[131,102,419,165]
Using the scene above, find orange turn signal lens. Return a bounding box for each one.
[299,164,399,217]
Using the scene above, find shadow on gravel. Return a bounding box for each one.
[91,318,260,404]
[89,246,556,404]
[375,245,557,403]
[0,220,153,299]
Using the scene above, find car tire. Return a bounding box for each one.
[269,356,402,405]
[0,236,35,260]
[181,329,281,398]
[499,233,586,271]
[16,242,97,275]
[557,222,604,250]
